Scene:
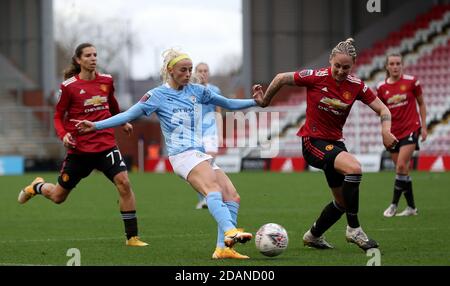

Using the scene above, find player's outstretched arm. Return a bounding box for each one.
[73,103,145,134]
[208,93,257,110]
[261,72,295,107]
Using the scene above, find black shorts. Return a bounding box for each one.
[389,129,420,153]
[302,136,347,188]
[58,146,128,190]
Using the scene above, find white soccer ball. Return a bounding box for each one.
[255,223,289,257]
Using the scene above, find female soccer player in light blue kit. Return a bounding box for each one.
[74,49,262,259]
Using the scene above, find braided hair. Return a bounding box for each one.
[330,38,357,62]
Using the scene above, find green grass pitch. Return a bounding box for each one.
[0,171,449,266]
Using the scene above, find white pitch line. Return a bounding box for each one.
[0,233,210,244]
[0,236,121,244]
[1,226,446,245]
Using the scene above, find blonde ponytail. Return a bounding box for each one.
[160,48,191,83]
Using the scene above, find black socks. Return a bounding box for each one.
[121,210,138,239]
[33,182,44,195]
[310,201,345,237]
[342,174,362,228]
[394,174,416,209]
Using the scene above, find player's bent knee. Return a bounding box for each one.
[115,177,131,190]
[334,198,346,210]
[396,163,408,174]
[53,195,67,204]
[346,163,362,175]
[203,182,222,195]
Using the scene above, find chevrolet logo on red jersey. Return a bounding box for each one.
[387,94,407,105]
[84,95,107,106]
[320,97,349,110]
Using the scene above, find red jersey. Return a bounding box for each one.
[376,74,422,139]
[294,67,376,140]
[54,73,120,153]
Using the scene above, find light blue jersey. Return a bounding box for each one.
[94,83,256,156]
[202,83,221,137]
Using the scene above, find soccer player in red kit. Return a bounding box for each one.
[18,43,148,246]
[253,38,398,251]
[377,53,427,217]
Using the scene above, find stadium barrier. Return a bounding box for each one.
[241,158,271,171]
[215,155,242,173]
[417,155,450,171]
[142,154,450,173]
[270,157,306,172]
[144,158,173,173]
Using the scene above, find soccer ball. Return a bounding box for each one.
[255,223,289,257]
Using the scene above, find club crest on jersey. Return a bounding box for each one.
[325,144,334,151]
[320,97,349,110]
[342,91,352,100]
[100,84,109,93]
[84,95,107,106]
[400,85,407,91]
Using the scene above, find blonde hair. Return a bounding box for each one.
[160,48,191,83]
[330,38,357,62]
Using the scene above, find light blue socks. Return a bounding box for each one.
[206,192,235,241]
[216,200,240,248]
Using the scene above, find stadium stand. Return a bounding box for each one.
[0,89,60,158]
[239,4,450,158]
[0,56,62,159]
